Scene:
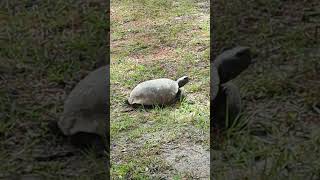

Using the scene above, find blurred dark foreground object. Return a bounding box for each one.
[52,65,109,153]
[211,46,252,131]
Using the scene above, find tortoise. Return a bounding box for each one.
[212,82,242,129]
[211,46,252,130]
[57,65,109,150]
[128,76,189,106]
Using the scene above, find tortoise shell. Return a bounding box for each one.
[128,76,189,106]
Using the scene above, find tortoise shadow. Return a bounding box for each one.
[124,97,186,112]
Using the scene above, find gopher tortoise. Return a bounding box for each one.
[128,76,189,106]
[58,65,109,150]
[211,46,252,130]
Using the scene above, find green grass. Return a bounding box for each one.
[111,0,209,178]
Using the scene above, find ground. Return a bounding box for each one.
[110,0,210,178]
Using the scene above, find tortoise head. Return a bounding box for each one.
[214,46,252,83]
[177,76,189,87]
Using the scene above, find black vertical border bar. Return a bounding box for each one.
[209,0,217,180]
[106,0,111,178]
[209,0,214,179]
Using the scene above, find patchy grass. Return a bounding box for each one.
[0,0,108,178]
[110,0,209,178]
[212,0,320,179]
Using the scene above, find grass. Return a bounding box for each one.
[0,0,109,178]
[110,0,210,178]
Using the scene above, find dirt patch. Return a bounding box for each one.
[149,47,175,60]
[129,47,177,63]
[161,141,210,179]
[123,19,154,30]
